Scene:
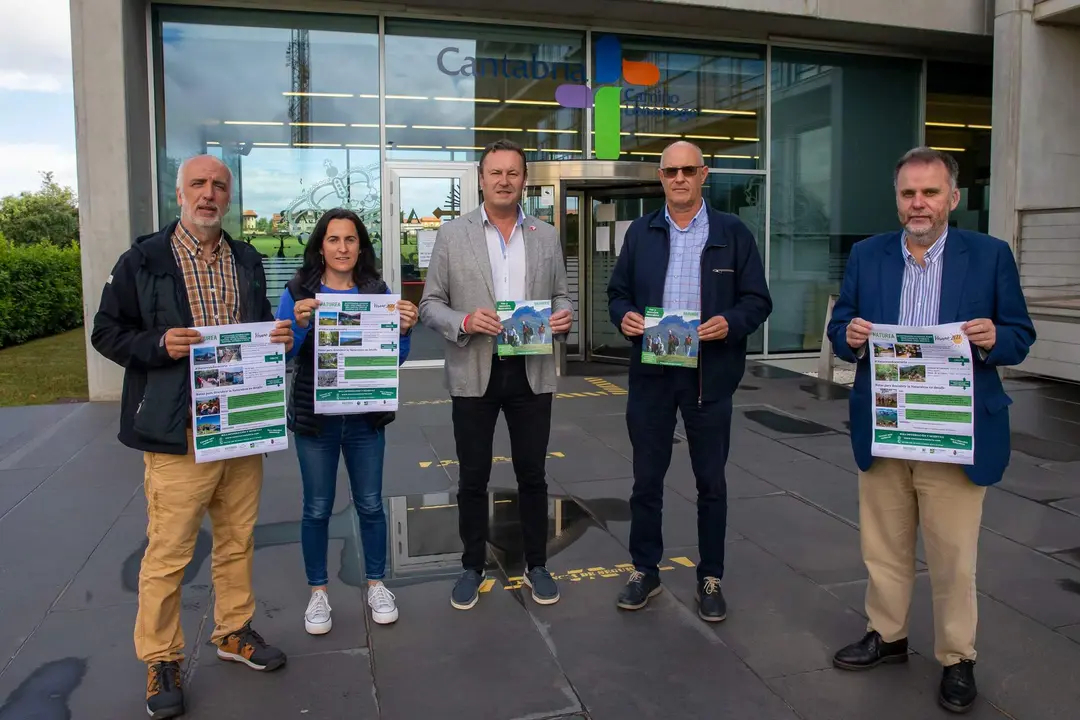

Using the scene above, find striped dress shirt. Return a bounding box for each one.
[661,201,709,311]
[898,229,947,326]
[170,222,241,328]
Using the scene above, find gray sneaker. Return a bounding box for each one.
[451,569,485,610]
[523,566,560,605]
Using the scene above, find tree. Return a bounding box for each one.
[0,172,80,246]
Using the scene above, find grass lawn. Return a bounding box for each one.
[248,235,304,258]
[0,329,89,407]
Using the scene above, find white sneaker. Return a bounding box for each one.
[304,589,332,635]
[368,582,398,625]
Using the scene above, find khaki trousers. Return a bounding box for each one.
[859,458,986,666]
[134,432,263,663]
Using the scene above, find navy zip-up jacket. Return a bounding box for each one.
[607,203,772,403]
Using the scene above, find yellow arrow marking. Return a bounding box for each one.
[478,578,496,593]
[670,556,695,567]
[418,461,432,468]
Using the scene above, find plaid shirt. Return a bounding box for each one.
[170,222,240,327]
[661,201,709,311]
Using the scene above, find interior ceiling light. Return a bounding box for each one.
[224,121,284,126]
[699,109,756,116]
[446,146,485,150]
[636,132,680,138]
[529,128,578,134]
[411,125,467,130]
[282,91,353,98]
[686,134,731,140]
[436,96,500,103]
[930,146,966,152]
[505,99,560,106]
[252,142,289,146]
[386,94,428,100]
[346,144,380,148]
[733,137,759,142]
[471,126,523,132]
[351,123,379,128]
[289,122,346,127]
[395,145,443,149]
[294,142,343,147]
[925,121,965,128]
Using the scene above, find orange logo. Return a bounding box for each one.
[386,303,396,312]
[952,334,963,344]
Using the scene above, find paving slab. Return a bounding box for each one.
[663,542,869,680]
[997,462,1080,503]
[976,529,1080,629]
[727,494,868,585]
[981,487,1080,554]
[0,466,53,518]
[828,574,1080,720]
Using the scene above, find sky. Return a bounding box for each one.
[0,1,77,199]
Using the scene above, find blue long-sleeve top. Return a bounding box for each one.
[275,284,412,365]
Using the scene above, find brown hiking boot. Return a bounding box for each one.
[146,660,184,718]
[214,621,287,671]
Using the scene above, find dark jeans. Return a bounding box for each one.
[294,414,387,584]
[626,366,732,582]
[452,357,552,572]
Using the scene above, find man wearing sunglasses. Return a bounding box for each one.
[607,140,772,622]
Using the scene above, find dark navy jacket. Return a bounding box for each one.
[827,229,1036,487]
[606,203,772,403]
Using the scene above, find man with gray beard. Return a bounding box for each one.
[827,147,1035,715]
[92,154,294,718]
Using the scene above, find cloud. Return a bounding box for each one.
[0,1,72,94]
[0,143,78,199]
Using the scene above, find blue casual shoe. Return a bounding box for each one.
[451,569,485,610]
[523,566,560,605]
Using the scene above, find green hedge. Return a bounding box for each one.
[0,238,83,348]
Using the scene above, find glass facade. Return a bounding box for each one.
[768,48,922,353]
[153,5,984,357]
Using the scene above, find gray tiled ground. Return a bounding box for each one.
[1,366,1078,719]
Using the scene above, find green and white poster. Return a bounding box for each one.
[868,322,975,464]
[313,294,401,414]
[642,306,699,368]
[496,300,553,357]
[189,321,288,463]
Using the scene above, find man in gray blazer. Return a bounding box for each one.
[420,139,574,611]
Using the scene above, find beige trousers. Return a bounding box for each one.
[859,457,986,666]
[134,432,263,663]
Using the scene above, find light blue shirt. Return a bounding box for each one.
[661,201,709,311]
[479,203,526,302]
[899,229,947,325]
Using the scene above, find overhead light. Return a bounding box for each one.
[252,142,290,146]
[289,122,346,127]
[411,125,467,130]
[294,142,343,147]
[635,132,680,138]
[686,134,731,140]
[528,128,578,134]
[471,126,524,132]
[930,146,966,152]
[346,144,380,148]
[386,94,428,100]
[446,146,485,150]
[505,99,560,106]
[282,91,354,98]
[358,94,379,99]
[224,121,284,126]
[351,123,379,128]
[540,148,582,153]
[634,152,663,156]
[968,124,992,130]
[733,137,759,142]
[925,121,965,128]
[385,124,407,128]
[395,145,443,149]
[699,109,756,116]
[712,154,753,159]
[436,96,500,103]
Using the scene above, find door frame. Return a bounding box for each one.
[381,161,479,293]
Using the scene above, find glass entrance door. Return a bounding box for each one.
[384,162,479,365]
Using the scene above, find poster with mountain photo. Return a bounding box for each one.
[642,307,700,368]
[496,300,553,357]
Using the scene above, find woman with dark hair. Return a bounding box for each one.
[274,208,417,633]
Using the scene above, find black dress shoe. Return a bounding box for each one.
[939,660,977,714]
[696,577,727,622]
[616,570,662,610]
[832,631,908,670]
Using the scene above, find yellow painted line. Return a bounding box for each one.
[670,556,696,567]
[419,451,566,468]
[407,390,619,405]
[492,563,677,590]
[478,578,496,593]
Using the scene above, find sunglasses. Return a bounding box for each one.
[660,165,705,179]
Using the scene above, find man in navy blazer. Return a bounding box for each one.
[607,140,772,622]
[828,147,1035,714]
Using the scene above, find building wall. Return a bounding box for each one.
[991,0,1080,382]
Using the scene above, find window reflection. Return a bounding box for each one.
[768,48,921,353]
[156,8,381,309]
[594,35,765,170]
[925,61,992,234]
[384,20,585,163]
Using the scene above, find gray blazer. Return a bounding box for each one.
[419,207,574,398]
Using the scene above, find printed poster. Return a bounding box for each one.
[314,294,401,414]
[868,322,975,464]
[642,306,699,368]
[496,300,552,356]
[190,321,289,463]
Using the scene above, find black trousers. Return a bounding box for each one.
[626,366,732,582]
[452,357,552,572]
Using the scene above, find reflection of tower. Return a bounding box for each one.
[287,29,310,145]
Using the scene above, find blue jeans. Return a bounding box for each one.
[294,415,387,585]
